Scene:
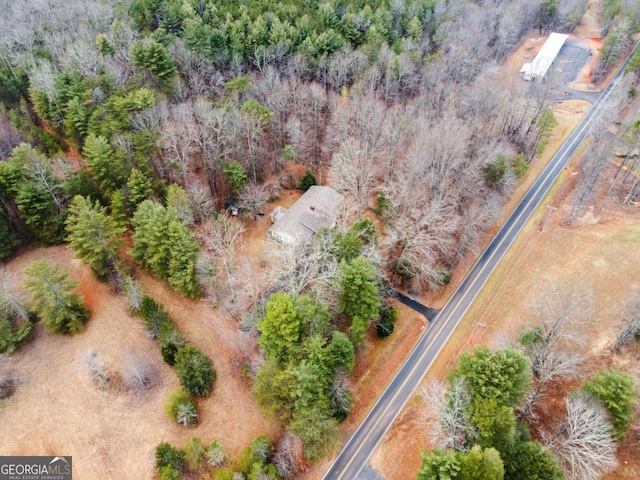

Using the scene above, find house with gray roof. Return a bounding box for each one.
[267,186,343,246]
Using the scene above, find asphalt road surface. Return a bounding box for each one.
[393,290,438,321]
[323,42,639,480]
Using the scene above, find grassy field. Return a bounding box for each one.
[0,246,279,479]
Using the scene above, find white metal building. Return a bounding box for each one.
[520,33,569,81]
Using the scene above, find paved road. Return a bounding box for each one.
[323,42,639,480]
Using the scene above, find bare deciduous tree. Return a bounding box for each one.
[544,392,618,480]
[611,299,640,353]
[274,432,305,479]
[518,284,592,420]
[187,182,215,224]
[199,215,244,304]
[122,275,143,314]
[268,230,339,302]
[0,371,16,400]
[160,101,198,186]
[122,351,157,392]
[329,137,377,213]
[238,183,269,220]
[0,269,29,323]
[419,378,473,452]
[0,113,21,159]
[80,349,113,387]
[382,191,460,291]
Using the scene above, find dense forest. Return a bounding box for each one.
[0,0,601,289]
[1,0,639,478]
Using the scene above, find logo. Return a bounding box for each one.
[0,456,72,480]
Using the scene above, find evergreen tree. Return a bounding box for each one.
[328,331,355,373]
[258,293,301,362]
[0,211,20,260]
[132,200,199,296]
[450,347,530,409]
[288,403,339,461]
[417,449,461,480]
[583,369,637,441]
[457,446,504,480]
[174,345,216,397]
[63,96,91,147]
[83,134,126,195]
[470,398,516,448]
[65,195,125,281]
[338,256,380,347]
[299,169,317,192]
[166,184,194,225]
[131,39,176,84]
[166,220,200,297]
[7,144,67,244]
[25,260,89,334]
[501,439,563,480]
[96,34,115,56]
[132,200,169,272]
[223,161,247,194]
[126,168,152,212]
[14,183,67,244]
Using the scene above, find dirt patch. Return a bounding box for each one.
[0,246,278,479]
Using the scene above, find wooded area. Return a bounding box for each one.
[1,0,639,478]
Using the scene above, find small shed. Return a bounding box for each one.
[520,33,569,81]
[267,186,343,246]
[225,199,239,216]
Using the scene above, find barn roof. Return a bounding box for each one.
[520,32,569,81]
[267,186,344,246]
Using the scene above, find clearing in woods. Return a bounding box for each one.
[0,246,279,479]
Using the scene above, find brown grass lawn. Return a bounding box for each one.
[370,198,640,480]
[0,246,278,479]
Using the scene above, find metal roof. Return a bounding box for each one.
[520,33,569,81]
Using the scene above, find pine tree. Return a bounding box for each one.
[223,161,247,194]
[583,369,637,441]
[7,145,67,244]
[83,134,126,195]
[131,39,176,84]
[0,212,20,260]
[451,347,530,409]
[417,449,461,480]
[132,200,165,270]
[132,200,200,296]
[65,195,125,281]
[25,260,89,334]
[126,168,152,212]
[63,96,90,147]
[174,345,216,397]
[258,293,301,362]
[166,220,200,298]
[338,256,380,347]
[458,446,504,480]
